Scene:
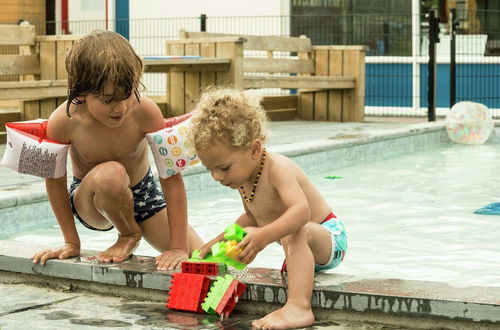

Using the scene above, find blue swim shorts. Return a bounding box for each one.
[315,217,347,272]
[68,167,166,231]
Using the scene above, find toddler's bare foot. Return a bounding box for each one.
[98,233,142,263]
[252,302,314,329]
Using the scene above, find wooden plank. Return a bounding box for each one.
[143,58,231,73]
[243,58,314,74]
[166,42,186,117]
[181,32,312,52]
[299,92,314,120]
[36,35,83,42]
[328,90,342,122]
[40,99,57,119]
[215,42,241,87]
[312,45,367,51]
[342,49,365,122]
[56,40,73,79]
[313,50,328,121]
[0,54,40,75]
[261,95,297,110]
[327,50,344,122]
[265,108,297,121]
[242,75,355,89]
[0,80,68,100]
[184,43,201,113]
[22,100,41,121]
[167,37,245,45]
[200,42,216,92]
[39,41,57,80]
[18,45,36,81]
[0,25,36,46]
[0,110,22,129]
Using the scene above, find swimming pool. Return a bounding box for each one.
[3,124,500,288]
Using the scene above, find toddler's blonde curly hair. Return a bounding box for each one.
[190,88,269,151]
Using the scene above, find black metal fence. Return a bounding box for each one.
[3,10,499,119]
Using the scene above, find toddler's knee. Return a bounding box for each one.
[281,226,309,246]
[93,162,130,195]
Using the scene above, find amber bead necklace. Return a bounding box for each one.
[240,148,267,203]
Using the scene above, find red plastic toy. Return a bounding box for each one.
[166,273,210,313]
[181,260,221,276]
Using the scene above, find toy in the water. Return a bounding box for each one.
[474,203,500,215]
[446,101,494,145]
[167,272,211,313]
[325,175,342,180]
[201,274,246,319]
[167,226,247,319]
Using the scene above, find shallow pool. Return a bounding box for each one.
[7,141,500,288]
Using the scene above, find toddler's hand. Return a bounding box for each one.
[236,226,268,264]
[32,243,80,266]
[155,248,188,270]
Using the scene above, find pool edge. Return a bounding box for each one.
[0,241,499,327]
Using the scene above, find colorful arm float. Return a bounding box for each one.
[1,114,199,179]
[1,119,70,178]
[146,113,200,179]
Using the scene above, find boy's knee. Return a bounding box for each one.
[93,162,130,194]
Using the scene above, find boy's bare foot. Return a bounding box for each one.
[252,302,314,329]
[98,233,142,263]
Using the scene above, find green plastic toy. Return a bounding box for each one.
[189,223,248,270]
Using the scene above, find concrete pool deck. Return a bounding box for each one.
[1,118,500,329]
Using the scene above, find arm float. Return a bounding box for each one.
[146,113,200,179]
[1,114,198,180]
[1,119,69,178]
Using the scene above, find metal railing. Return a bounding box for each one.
[2,11,499,119]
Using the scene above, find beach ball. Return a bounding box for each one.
[446,101,493,145]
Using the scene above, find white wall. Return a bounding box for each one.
[61,0,289,35]
[130,0,288,19]
[63,0,115,34]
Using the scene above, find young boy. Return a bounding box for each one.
[31,30,203,270]
[190,88,347,329]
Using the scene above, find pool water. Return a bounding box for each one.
[8,142,500,288]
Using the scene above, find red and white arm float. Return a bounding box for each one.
[1,114,199,179]
[1,119,70,178]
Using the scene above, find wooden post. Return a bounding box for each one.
[22,35,79,120]
[311,45,366,122]
[166,41,186,117]
[342,46,365,122]
[166,37,243,117]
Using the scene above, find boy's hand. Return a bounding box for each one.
[236,226,269,264]
[197,240,216,259]
[197,233,226,259]
[155,248,188,270]
[32,243,80,266]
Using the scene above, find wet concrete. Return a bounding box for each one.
[0,282,417,329]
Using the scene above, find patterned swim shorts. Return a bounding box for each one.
[315,216,347,272]
[68,167,166,231]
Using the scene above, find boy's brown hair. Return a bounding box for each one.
[190,88,268,151]
[65,30,144,116]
